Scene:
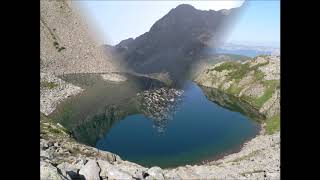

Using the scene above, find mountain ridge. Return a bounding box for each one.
[105,4,241,82]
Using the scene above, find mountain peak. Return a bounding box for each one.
[175,4,195,10]
[169,4,197,14]
[111,3,239,82]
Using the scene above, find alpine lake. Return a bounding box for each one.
[49,73,264,168]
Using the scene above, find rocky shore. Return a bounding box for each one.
[41,114,279,180]
[40,72,83,116]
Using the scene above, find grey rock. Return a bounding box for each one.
[146,166,164,180]
[57,162,79,179]
[41,161,66,180]
[98,160,133,180]
[79,160,101,180]
[40,150,51,159]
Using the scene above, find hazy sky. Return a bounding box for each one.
[226,1,280,47]
[76,0,279,47]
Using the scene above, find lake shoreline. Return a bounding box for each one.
[41,115,279,179]
[40,73,279,179]
[199,124,262,165]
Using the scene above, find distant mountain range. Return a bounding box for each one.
[214,42,280,57]
[103,4,241,82]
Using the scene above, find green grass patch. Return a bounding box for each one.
[40,112,72,137]
[266,114,280,134]
[253,69,265,81]
[214,61,255,83]
[40,112,50,121]
[252,90,273,108]
[48,128,62,134]
[41,81,58,89]
[213,61,239,72]
[228,64,251,81]
[214,60,269,82]
[227,84,242,95]
[250,61,269,70]
[252,80,279,108]
[204,59,279,110]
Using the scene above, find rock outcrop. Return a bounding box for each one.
[79,160,101,180]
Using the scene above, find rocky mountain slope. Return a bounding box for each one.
[189,53,250,80]
[40,0,118,75]
[195,55,280,134]
[104,4,240,82]
[40,72,83,116]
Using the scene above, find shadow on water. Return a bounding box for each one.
[50,73,168,146]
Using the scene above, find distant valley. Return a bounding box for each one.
[214,42,280,57]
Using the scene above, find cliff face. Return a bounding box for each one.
[108,4,240,82]
[40,0,118,75]
[195,55,280,133]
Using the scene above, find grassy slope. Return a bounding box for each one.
[197,57,280,134]
[40,113,72,139]
[265,115,280,135]
[41,81,58,89]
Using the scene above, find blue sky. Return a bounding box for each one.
[227,1,280,47]
[76,1,279,48]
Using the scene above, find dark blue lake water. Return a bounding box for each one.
[51,74,261,168]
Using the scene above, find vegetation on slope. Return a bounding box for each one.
[40,113,72,139]
[195,55,280,134]
[41,80,58,89]
[265,115,280,135]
